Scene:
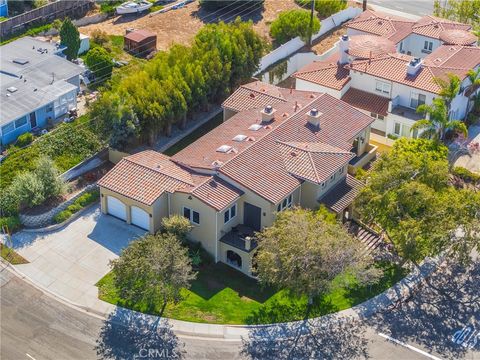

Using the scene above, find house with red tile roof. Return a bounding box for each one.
[346,10,475,58]
[98,82,376,276]
[293,19,480,143]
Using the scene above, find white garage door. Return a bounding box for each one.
[131,206,150,231]
[107,196,127,221]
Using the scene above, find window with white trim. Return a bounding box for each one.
[423,41,433,52]
[394,122,401,136]
[14,116,27,128]
[370,112,385,121]
[277,194,293,212]
[2,122,14,134]
[223,204,237,224]
[410,92,426,109]
[183,207,200,225]
[375,80,391,96]
[393,122,413,138]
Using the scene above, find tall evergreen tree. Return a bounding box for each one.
[59,18,80,61]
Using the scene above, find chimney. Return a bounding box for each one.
[307,108,322,128]
[245,236,252,251]
[406,57,422,76]
[261,105,276,123]
[338,35,350,64]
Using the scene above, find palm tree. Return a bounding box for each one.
[433,73,461,109]
[465,68,480,98]
[411,98,468,142]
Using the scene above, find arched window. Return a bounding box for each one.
[226,250,242,268]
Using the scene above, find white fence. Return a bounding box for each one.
[255,6,362,74]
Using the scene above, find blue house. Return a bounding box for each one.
[0,37,83,147]
[0,0,8,17]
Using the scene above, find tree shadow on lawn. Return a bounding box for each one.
[366,259,480,360]
[242,315,370,360]
[189,262,276,303]
[95,307,185,360]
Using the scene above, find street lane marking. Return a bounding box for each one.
[378,333,443,360]
[26,353,37,360]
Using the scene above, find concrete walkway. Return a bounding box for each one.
[6,206,145,313]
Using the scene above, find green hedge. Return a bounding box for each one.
[53,189,100,224]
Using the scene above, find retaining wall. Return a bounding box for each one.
[19,184,98,228]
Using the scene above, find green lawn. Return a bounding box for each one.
[0,244,28,265]
[97,261,407,325]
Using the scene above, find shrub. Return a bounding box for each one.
[387,133,399,140]
[452,166,480,183]
[161,215,193,240]
[16,133,34,147]
[75,189,100,207]
[91,29,110,46]
[270,9,321,44]
[295,0,347,18]
[67,203,83,213]
[34,156,66,199]
[85,47,114,83]
[0,216,21,233]
[0,188,20,216]
[53,210,72,224]
[11,172,45,208]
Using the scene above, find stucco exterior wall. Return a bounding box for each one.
[295,78,345,98]
[400,34,442,58]
[219,242,254,277]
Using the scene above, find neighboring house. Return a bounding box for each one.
[0,0,8,17]
[346,10,476,58]
[98,81,377,276]
[0,37,83,147]
[293,32,480,143]
[124,29,157,57]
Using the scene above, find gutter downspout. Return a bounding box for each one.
[167,193,171,217]
[215,211,218,263]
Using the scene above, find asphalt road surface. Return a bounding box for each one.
[367,0,434,17]
[1,258,479,359]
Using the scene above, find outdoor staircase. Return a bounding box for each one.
[345,220,383,254]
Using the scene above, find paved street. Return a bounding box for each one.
[2,258,479,359]
[7,206,144,312]
[367,0,434,17]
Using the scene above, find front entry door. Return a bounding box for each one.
[243,202,261,231]
[29,112,37,128]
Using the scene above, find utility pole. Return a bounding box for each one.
[363,0,367,11]
[308,0,315,46]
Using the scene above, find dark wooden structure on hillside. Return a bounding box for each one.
[124,29,157,57]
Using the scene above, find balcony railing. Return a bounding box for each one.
[219,225,257,253]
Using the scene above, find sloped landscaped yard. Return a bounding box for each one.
[97,261,406,325]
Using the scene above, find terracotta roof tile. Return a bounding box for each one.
[98,151,193,205]
[124,29,156,43]
[341,88,389,116]
[412,15,471,39]
[439,29,477,46]
[348,35,396,59]
[293,60,351,90]
[222,81,286,112]
[320,174,363,213]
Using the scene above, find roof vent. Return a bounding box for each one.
[13,58,29,65]
[406,57,422,76]
[216,145,233,153]
[7,87,17,93]
[212,160,224,169]
[338,35,350,64]
[261,105,276,123]
[232,134,247,142]
[248,124,263,131]
[307,108,322,128]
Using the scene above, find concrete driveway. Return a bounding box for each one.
[8,205,145,311]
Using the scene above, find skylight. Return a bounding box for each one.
[248,124,262,131]
[7,87,18,93]
[232,134,247,142]
[216,145,232,153]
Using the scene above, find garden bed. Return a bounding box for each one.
[97,261,407,325]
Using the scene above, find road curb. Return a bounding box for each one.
[1,252,446,340]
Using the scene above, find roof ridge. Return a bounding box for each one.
[307,151,321,183]
[241,84,286,102]
[279,140,352,154]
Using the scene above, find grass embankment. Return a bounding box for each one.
[0,244,29,265]
[97,261,407,325]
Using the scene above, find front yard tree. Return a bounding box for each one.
[85,47,114,82]
[111,233,196,315]
[412,98,467,142]
[59,18,80,61]
[269,9,321,44]
[34,156,65,199]
[254,207,381,304]
[356,138,480,264]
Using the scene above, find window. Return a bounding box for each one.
[1,122,15,134]
[338,166,344,174]
[370,112,385,121]
[46,103,54,112]
[183,207,200,225]
[224,204,237,224]
[423,41,433,52]
[14,116,27,128]
[394,122,401,135]
[375,80,391,95]
[277,194,293,212]
[410,92,426,109]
